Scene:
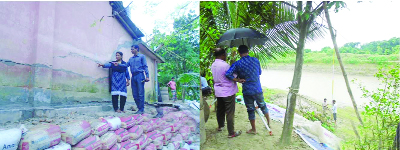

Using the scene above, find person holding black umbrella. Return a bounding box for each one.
[225,45,271,135]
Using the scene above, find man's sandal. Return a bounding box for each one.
[246,129,257,135]
[228,130,242,138]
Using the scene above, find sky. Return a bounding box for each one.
[122,1,199,42]
[305,1,400,51]
[121,1,399,51]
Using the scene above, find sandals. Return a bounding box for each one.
[228,130,242,138]
[246,129,257,135]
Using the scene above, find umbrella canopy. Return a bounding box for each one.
[216,28,268,48]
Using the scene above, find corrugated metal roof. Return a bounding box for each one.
[109,1,164,63]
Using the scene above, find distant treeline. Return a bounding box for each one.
[307,37,400,55]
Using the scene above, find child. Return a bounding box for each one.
[167,77,177,101]
[332,100,337,125]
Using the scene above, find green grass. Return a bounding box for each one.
[267,53,399,65]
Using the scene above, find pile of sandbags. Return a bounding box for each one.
[3,103,199,150]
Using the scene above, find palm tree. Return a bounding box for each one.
[200,1,347,146]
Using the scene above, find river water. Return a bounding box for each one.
[260,69,382,108]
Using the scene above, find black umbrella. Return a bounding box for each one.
[216,28,268,48]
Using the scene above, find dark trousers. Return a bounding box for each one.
[216,94,236,135]
[243,93,268,120]
[132,73,145,112]
[202,86,212,96]
[112,95,127,111]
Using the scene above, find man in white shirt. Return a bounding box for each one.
[201,75,211,96]
[332,100,337,125]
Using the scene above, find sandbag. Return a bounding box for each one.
[120,141,137,150]
[19,124,61,150]
[144,143,156,150]
[178,127,191,140]
[180,143,190,150]
[146,131,163,149]
[170,122,183,133]
[0,128,22,150]
[61,120,92,145]
[73,136,102,150]
[114,129,130,143]
[161,143,173,150]
[128,125,143,140]
[171,134,183,142]
[90,119,110,136]
[162,112,184,123]
[101,117,121,131]
[169,142,181,150]
[182,118,197,132]
[110,143,122,150]
[189,143,200,150]
[132,135,150,150]
[131,115,144,125]
[120,116,136,129]
[45,141,71,150]
[139,122,155,133]
[156,121,169,131]
[99,132,117,150]
[140,114,151,122]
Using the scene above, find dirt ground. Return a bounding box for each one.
[202,98,312,150]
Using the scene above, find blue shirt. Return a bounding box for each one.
[121,54,149,77]
[225,55,262,95]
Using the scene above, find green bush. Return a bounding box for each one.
[347,64,400,149]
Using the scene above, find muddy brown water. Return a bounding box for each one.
[260,69,382,108]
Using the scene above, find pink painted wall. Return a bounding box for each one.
[0,1,158,106]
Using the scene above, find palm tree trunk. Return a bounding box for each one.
[280,2,310,145]
[323,2,363,126]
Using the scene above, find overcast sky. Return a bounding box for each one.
[123,1,199,42]
[122,1,399,51]
[305,1,400,51]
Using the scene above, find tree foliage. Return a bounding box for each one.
[148,10,199,98]
[200,1,330,85]
[339,37,400,55]
[349,64,400,149]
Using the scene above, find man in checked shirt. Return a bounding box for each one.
[225,45,271,135]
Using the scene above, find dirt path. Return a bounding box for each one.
[202,99,312,150]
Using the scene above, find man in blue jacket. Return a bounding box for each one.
[121,44,149,114]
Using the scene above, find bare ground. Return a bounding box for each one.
[202,98,312,150]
